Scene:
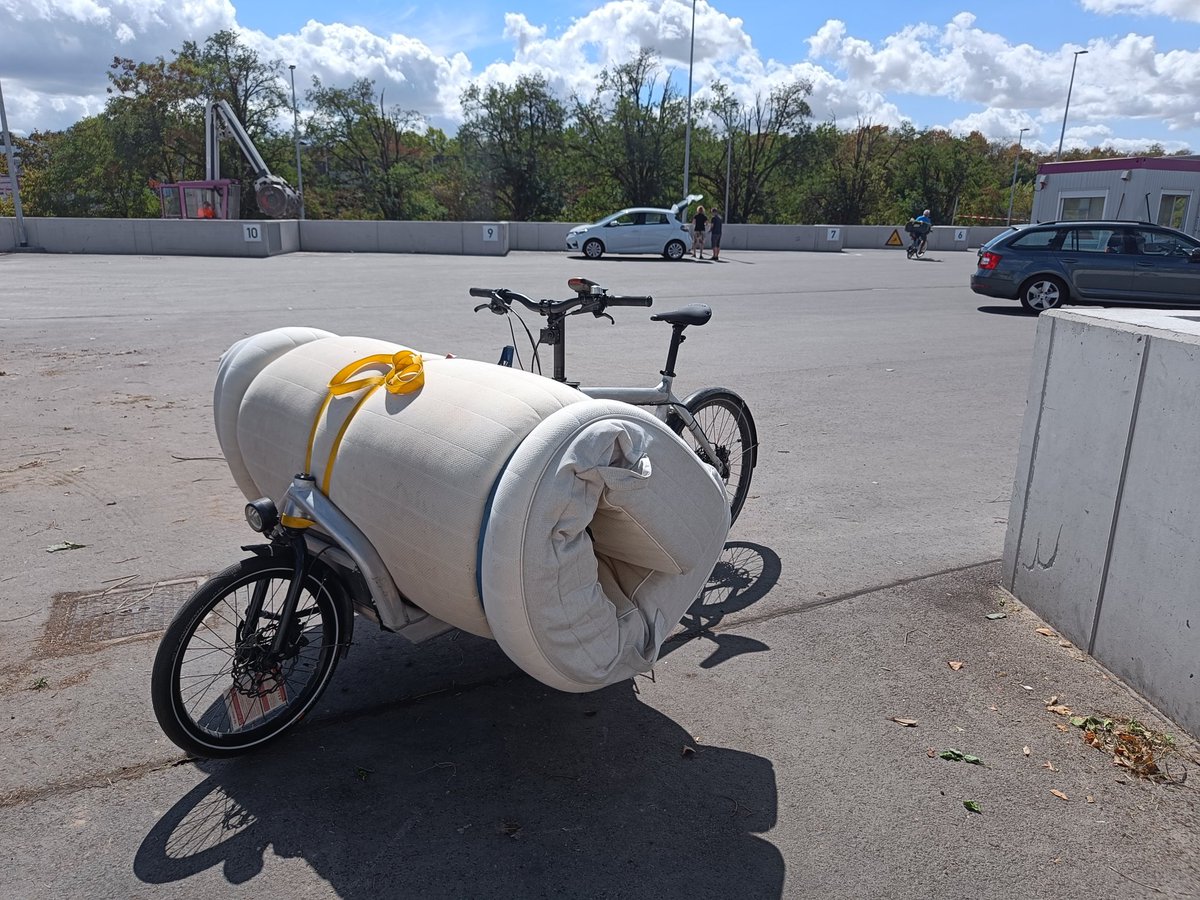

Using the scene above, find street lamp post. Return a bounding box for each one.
[724,128,732,223]
[288,64,305,220]
[0,77,29,248]
[1006,127,1030,225]
[682,0,697,197]
[1055,49,1087,162]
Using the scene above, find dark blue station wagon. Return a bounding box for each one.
[970,220,1200,313]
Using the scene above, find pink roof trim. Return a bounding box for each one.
[1038,157,1200,175]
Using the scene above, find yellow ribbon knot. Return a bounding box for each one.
[328,349,425,396]
[306,349,425,494]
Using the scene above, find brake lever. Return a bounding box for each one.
[594,311,615,325]
[473,303,490,313]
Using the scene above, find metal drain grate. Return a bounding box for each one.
[38,577,204,657]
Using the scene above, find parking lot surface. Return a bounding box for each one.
[1,248,1196,899]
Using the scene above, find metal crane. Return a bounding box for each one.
[205,99,300,218]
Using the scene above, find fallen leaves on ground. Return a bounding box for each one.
[1050,789,1069,801]
[1069,715,1194,784]
[890,717,919,727]
[963,800,982,814]
[1035,627,1057,637]
[939,748,984,765]
[948,661,965,671]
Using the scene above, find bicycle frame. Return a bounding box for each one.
[539,310,726,470]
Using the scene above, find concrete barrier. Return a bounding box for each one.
[0,217,294,257]
[1004,308,1200,737]
[1,217,1011,256]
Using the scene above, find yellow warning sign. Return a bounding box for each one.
[886,229,904,247]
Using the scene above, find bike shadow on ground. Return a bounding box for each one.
[132,559,785,897]
[660,540,781,668]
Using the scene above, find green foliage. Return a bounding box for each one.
[304,77,442,220]
[459,75,568,220]
[9,30,1192,224]
[570,50,687,210]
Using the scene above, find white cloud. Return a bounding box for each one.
[0,0,236,130]
[1081,0,1200,22]
[0,0,1196,153]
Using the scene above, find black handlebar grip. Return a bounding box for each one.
[468,287,494,298]
[607,296,653,307]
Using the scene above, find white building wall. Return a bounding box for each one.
[1033,165,1200,235]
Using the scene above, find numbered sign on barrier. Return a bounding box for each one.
[954,228,967,242]
[482,224,499,242]
[827,228,840,241]
[243,224,262,243]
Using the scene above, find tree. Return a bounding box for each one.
[105,52,202,186]
[703,80,814,223]
[811,121,904,224]
[571,50,687,211]
[889,127,990,224]
[15,119,157,217]
[305,77,438,220]
[458,75,567,220]
[176,31,289,137]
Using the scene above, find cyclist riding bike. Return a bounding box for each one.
[905,209,932,258]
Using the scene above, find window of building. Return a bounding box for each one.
[1156,192,1191,230]
[1058,195,1106,221]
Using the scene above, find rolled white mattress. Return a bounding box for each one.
[214,328,730,691]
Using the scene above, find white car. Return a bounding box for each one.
[566,194,702,260]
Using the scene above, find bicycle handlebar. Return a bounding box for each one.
[468,283,653,317]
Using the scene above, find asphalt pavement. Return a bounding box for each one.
[0,247,1196,899]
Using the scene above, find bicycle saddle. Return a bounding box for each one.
[650,304,711,327]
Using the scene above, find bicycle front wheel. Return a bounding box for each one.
[151,554,345,758]
[671,388,757,525]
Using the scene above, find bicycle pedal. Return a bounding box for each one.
[497,346,515,368]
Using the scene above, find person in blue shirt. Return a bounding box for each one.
[906,208,932,257]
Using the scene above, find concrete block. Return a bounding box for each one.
[302,220,379,253]
[1004,308,1200,737]
[816,225,845,252]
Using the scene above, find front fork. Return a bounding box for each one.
[239,528,312,663]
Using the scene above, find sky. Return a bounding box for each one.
[2,0,1200,154]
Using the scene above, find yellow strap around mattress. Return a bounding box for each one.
[304,350,425,495]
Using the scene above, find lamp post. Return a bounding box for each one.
[1055,49,1087,162]
[0,77,28,248]
[723,128,732,223]
[1006,127,1030,225]
[682,0,697,197]
[288,64,305,220]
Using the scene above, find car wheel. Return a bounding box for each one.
[1019,275,1067,313]
[664,240,686,261]
[583,238,604,260]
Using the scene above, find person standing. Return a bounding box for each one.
[691,205,708,259]
[709,208,724,261]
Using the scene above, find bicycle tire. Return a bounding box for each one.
[151,554,345,758]
[669,388,757,525]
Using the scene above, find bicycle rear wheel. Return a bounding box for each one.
[670,388,757,525]
[151,554,345,758]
